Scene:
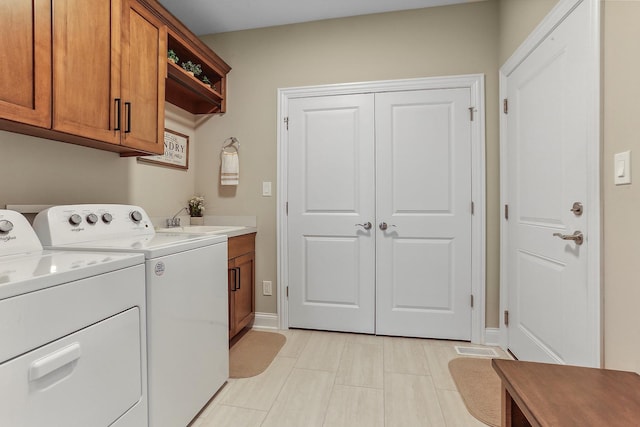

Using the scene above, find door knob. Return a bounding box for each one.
[379,222,396,231]
[552,231,584,245]
[355,222,372,230]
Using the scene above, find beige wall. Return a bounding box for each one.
[602,0,640,372]
[200,1,501,317]
[0,103,200,218]
[498,0,560,64]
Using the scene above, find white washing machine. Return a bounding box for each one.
[33,204,229,427]
[0,209,147,427]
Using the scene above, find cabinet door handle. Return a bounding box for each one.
[230,268,236,291]
[124,102,132,133]
[114,98,121,131]
[235,267,241,290]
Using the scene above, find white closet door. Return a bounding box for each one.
[375,89,473,340]
[287,94,376,333]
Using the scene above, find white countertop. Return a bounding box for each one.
[155,225,256,238]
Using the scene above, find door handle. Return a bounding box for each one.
[355,222,372,230]
[29,343,81,381]
[379,222,396,231]
[235,267,241,290]
[553,231,584,245]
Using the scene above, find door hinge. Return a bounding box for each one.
[286,202,288,215]
[284,117,289,130]
[286,286,289,298]
[504,310,509,327]
[503,98,508,114]
[468,107,475,121]
[471,201,475,215]
[504,204,509,220]
[470,294,474,308]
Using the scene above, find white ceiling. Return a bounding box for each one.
[157,0,484,36]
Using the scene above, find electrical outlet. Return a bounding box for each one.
[262,280,272,296]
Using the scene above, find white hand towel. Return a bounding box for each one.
[221,151,239,186]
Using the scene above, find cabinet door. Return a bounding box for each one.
[52,0,122,144]
[231,252,255,335]
[120,1,166,154]
[0,0,51,128]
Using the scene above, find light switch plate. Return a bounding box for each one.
[614,151,631,185]
[262,181,272,196]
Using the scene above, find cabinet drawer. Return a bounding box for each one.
[228,233,256,259]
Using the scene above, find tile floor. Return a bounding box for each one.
[190,329,509,427]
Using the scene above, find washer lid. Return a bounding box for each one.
[43,232,227,259]
[0,250,144,300]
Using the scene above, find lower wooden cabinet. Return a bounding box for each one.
[228,233,256,340]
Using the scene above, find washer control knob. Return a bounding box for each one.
[102,213,113,224]
[0,220,14,233]
[69,214,82,226]
[130,210,143,223]
[86,213,99,224]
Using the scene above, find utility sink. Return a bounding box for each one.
[156,225,246,234]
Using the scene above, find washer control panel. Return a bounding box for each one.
[33,204,154,246]
[0,210,43,256]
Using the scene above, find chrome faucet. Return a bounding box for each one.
[166,207,186,228]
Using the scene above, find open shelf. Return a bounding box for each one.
[165,30,229,114]
[166,61,224,114]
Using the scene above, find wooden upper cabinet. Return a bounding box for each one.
[0,0,227,155]
[53,0,122,145]
[53,0,165,154]
[121,1,167,153]
[0,0,51,128]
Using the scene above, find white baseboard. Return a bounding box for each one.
[484,328,500,346]
[252,312,280,330]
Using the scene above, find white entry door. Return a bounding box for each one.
[375,89,472,339]
[503,0,600,366]
[287,94,376,333]
[287,87,474,340]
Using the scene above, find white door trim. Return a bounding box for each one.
[277,74,487,344]
[499,0,601,365]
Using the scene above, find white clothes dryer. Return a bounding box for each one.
[33,204,229,427]
[0,210,147,427]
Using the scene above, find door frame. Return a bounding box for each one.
[277,75,487,343]
[499,0,601,365]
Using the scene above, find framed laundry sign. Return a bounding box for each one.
[138,129,189,170]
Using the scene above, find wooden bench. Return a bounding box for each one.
[492,358,640,426]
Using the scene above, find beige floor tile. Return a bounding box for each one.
[323,385,384,427]
[278,328,313,358]
[295,331,347,372]
[336,341,384,389]
[383,336,431,375]
[199,404,266,427]
[424,343,459,390]
[261,368,335,427]
[219,356,296,411]
[385,373,446,427]
[345,332,382,345]
[199,379,237,418]
[436,389,488,427]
